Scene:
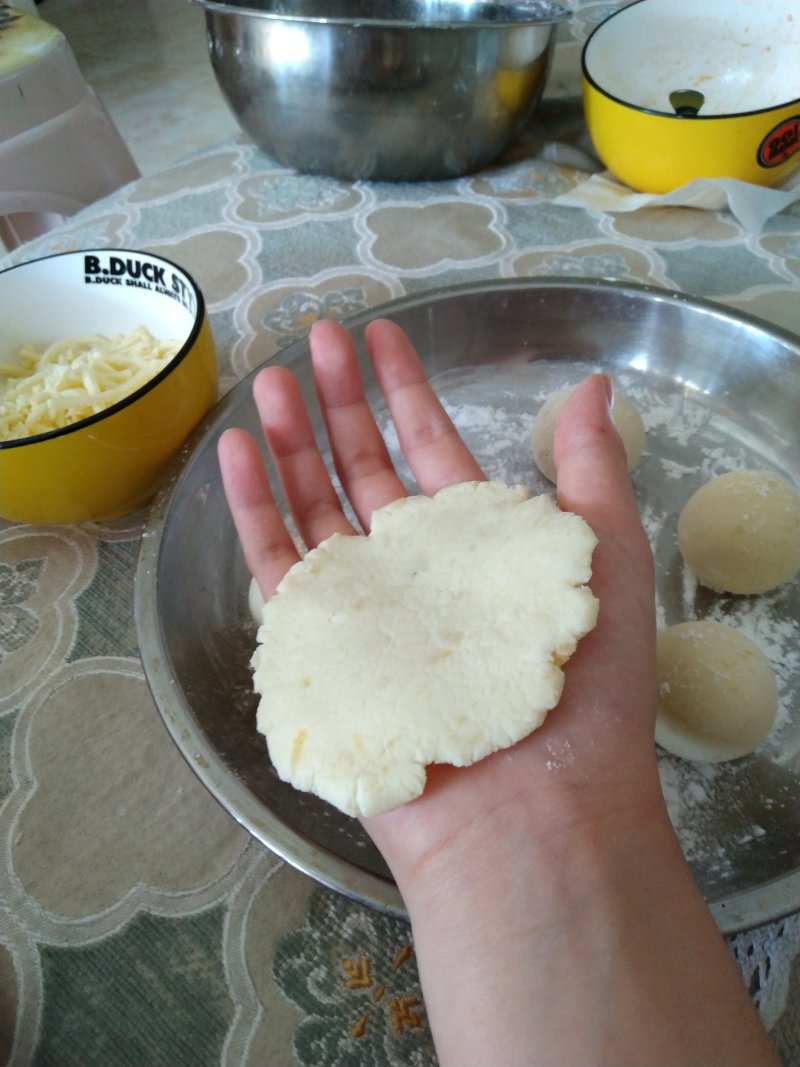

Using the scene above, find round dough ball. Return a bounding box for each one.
[677,470,800,594]
[531,384,646,483]
[655,620,778,762]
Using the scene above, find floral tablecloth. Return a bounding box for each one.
[2,5,800,1065]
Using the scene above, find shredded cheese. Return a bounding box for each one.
[0,325,180,442]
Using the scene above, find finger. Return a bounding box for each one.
[310,319,408,530]
[554,375,644,547]
[365,318,485,495]
[553,375,656,718]
[217,427,301,599]
[554,373,654,635]
[253,365,357,547]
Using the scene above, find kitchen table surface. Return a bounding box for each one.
[2,5,800,1065]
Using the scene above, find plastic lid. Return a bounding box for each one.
[0,7,88,140]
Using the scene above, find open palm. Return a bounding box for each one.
[218,316,661,888]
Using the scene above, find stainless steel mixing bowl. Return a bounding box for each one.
[194,0,569,181]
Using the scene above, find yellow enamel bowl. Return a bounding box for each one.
[0,250,217,524]
[582,0,800,194]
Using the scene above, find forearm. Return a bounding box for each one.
[396,788,779,1067]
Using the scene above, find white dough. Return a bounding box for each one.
[531,384,645,483]
[251,481,599,817]
[678,469,800,594]
[248,575,266,625]
[655,620,778,763]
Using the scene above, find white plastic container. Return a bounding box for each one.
[0,7,139,248]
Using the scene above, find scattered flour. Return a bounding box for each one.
[544,736,575,772]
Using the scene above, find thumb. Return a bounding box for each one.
[553,375,640,538]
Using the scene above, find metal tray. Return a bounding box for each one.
[135,278,800,933]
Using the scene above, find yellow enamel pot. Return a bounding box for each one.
[0,250,218,524]
[582,0,800,194]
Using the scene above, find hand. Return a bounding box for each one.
[218,317,778,1067]
[219,315,659,855]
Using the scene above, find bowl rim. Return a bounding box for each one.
[191,0,571,28]
[581,0,800,120]
[0,249,208,451]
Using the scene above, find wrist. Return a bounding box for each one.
[378,773,777,1067]
[399,769,674,937]
[392,784,676,1066]
[369,743,668,913]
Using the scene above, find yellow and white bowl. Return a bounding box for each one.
[582,0,800,193]
[0,249,217,524]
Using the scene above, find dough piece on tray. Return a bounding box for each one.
[677,469,800,595]
[252,480,599,817]
[655,620,778,763]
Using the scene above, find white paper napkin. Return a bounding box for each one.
[552,168,800,230]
